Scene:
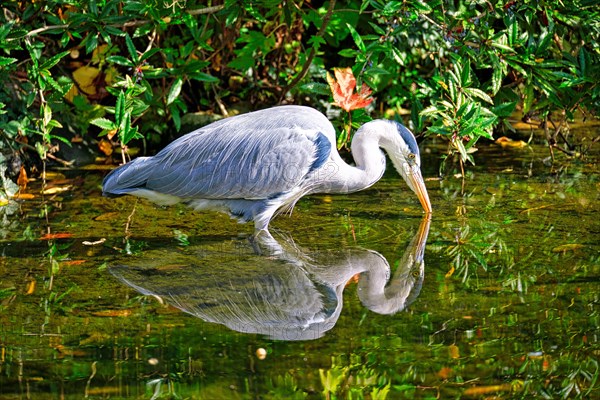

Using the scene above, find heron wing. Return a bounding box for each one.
[143,106,334,200]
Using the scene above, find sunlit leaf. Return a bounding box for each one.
[167,77,183,105]
[496,136,527,148]
[90,117,116,131]
[17,166,28,191]
[326,67,374,112]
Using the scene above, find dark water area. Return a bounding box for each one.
[0,136,598,399]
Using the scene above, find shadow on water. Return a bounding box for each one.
[110,217,431,341]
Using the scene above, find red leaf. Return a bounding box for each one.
[40,232,74,240]
[326,67,374,112]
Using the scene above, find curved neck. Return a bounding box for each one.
[342,120,392,192]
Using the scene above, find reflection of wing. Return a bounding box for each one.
[109,238,342,341]
[102,106,333,200]
[109,217,430,340]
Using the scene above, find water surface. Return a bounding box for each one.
[0,138,598,399]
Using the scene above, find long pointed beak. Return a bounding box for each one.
[408,167,432,213]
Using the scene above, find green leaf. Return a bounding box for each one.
[300,82,331,96]
[522,84,534,114]
[0,57,17,67]
[579,47,589,78]
[167,78,183,106]
[460,62,472,87]
[40,51,70,70]
[338,49,358,58]
[125,34,139,63]
[190,72,219,83]
[464,88,493,104]
[90,117,116,130]
[492,102,517,118]
[227,55,255,71]
[455,138,468,162]
[491,65,503,94]
[115,91,126,124]
[491,42,515,53]
[413,1,433,12]
[346,23,366,53]
[139,48,160,63]
[107,55,134,67]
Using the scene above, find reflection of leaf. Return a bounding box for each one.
[326,67,373,112]
[463,383,514,396]
[17,166,28,191]
[40,232,74,240]
[91,309,133,317]
[496,136,527,148]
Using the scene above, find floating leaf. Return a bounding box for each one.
[91,309,133,317]
[40,232,74,240]
[552,244,584,253]
[495,136,527,148]
[42,185,72,195]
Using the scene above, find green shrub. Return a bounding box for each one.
[0,0,597,188]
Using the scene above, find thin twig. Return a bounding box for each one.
[124,199,138,241]
[18,5,225,40]
[279,0,337,102]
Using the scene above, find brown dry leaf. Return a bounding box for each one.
[94,212,120,221]
[326,67,373,112]
[98,139,113,156]
[40,232,74,240]
[17,166,28,191]
[12,193,36,200]
[55,344,88,357]
[62,260,87,266]
[495,136,527,148]
[438,366,454,379]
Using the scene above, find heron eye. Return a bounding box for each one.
[408,153,416,160]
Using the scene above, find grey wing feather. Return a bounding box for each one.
[103,106,335,200]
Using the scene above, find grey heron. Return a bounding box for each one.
[102,105,432,231]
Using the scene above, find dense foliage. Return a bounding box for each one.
[0,0,598,191]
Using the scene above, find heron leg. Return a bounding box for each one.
[249,228,285,256]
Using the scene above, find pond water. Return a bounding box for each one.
[0,132,598,399]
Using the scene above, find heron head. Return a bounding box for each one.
[384,122,432,214]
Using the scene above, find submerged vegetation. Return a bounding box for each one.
[0,1,598,399]
[0,0,598,192]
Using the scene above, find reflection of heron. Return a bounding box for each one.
[110,217,431,341]
[102,106,432,232]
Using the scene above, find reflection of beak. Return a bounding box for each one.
[408,167,432,213]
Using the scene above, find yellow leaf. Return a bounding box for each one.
[552,243,584,253]
[73,66,101,95]
[495,136,527,148]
